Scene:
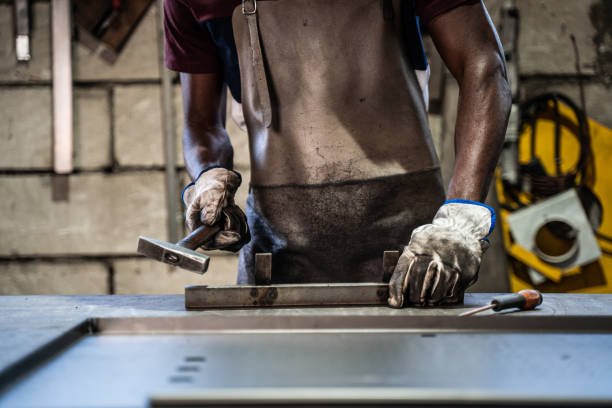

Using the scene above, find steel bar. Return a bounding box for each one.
[51,0,73,175]
[254,253,272,284]
[94,314,612,334]
[185,283,390,309]
[150,387,612,408]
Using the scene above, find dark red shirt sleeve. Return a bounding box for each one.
[163,0,220,73]
[416,0,477,27]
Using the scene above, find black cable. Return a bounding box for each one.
[515,92,591,199]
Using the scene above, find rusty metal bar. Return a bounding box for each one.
[150,386,612,407]
[185,283,390,309]
[51,0,73,175]
[94,314,612,334]
[254,253,272,285]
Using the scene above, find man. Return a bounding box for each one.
[164,0,511,307]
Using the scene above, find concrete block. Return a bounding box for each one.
[0,86,112,170]
[0,261,109,295]
[114,85,164,166]
[74,87,112,169]
[74,5,160,81]
[0,3,52,81]
[517,0,598,75]
[113,256,238,294]
[0,172,167,256]
[520,79,612,129]
[0,87,52,169]
[174,86,251,171]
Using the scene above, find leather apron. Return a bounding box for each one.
[232,0,446,284]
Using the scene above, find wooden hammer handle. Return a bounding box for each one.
[176,224,222,250]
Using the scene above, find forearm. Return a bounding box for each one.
[426,1,512,202]
[183,124,234,180]
[447,61,511,202]
[178,72,235,180]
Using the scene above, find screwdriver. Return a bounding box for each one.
[459,289,543,317]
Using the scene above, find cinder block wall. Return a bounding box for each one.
[0,3,249,294]
[1,1,611,294]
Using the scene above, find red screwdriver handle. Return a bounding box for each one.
[491,289,542,312]
[519,289,543,310]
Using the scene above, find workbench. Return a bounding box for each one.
[0,294,611,407]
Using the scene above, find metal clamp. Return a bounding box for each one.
[255,253,272,285]
[242,0,257,15]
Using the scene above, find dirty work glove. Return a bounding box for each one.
[182,167,250,252]
[388,200,495,307]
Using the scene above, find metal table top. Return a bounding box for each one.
[0,294,611,407]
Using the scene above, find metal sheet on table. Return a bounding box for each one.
[1,315,611,408]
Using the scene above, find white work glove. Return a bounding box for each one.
[182,167,250,252]
[388,200,495,307]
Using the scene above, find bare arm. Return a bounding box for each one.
[428,1,512,202]
[180,72,234,179]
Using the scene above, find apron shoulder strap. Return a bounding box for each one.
[240,0,420,128]
[242,0,272,128]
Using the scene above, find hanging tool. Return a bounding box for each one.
[14,0,30,61]
[95,0,121,38]
[137,224,221,273]
[459,290,543,317]
[73,0,154,63]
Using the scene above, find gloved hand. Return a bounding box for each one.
[182,167,250,252]
[388,200,495,307]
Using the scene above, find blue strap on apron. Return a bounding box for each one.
[402,0,429,72]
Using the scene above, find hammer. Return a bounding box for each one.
[137,224,221,273]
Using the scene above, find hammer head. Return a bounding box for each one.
[137,236,211,274]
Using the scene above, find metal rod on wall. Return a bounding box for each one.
[52,0,73,175]
[156,0,179,243]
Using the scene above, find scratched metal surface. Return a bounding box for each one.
[1,294,612,408]
[1,294,611,377]
[1,330,612,408]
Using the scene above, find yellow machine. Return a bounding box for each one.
[496,94,612,293]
